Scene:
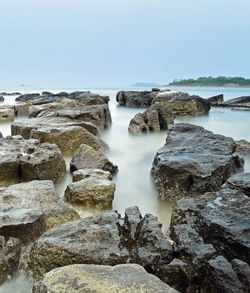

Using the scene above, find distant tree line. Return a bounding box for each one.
[169,76,250,86]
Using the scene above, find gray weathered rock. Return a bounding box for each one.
[29,207,173,277]
[207,94,224,105]
[0,180,79,243]
[33,263,177,293]
[70,144,118,174]
[0,136,66,186]
[129,104,174,134]
[151,123,244,199]
[224,172,250,196]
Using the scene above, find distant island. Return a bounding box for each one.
[131,82,160,87]
[168,76,250,87]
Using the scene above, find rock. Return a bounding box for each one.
[0,136,66,186]
[236,139,250,155]
[42,91,53,96]
[207,94,224,105]
[30,125,107,155]
[67,91,110,105]
[14,102,33,116]
[224,172,250,196]
[0,236,21,284]
[0,107,15,122]
[152,91,211,116]
[116,90,157,107]
[231,259,250,292]
[128,104,174,134]
[0,92,21,96]
[151,123,244,199]
[15,93,40,102]
[70,144,118,174]
[0,96,4,103]
[64,172,115,209]
[0,180,79,243]
[28,207,173,277]
[33,263,177,293]
[72,168,112,182]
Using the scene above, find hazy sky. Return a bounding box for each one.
[0,0,249,87]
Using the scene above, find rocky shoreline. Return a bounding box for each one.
[0,89,249,292]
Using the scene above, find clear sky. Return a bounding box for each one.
[0,0,249,88]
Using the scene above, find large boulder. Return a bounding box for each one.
[30,125,107,155]
[165,188,250,292]
[65,169,115,209]
[128,104,174,134]
[33,264,177,293]
[0,136,66,186]
[0,236,21,284]
[70,144,118,174]
[28,207,173,277]
[0,180,79,243]
[151,123,244,199]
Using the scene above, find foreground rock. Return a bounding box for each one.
[129,104,174,134]
[0,180,79,243]
[0,236,21,284]
[151,123,244,199]
[165,188,250,292]
[29,207,173,277]
[224,172,250,196]
[70,144,118,174]
[0,136,66,186]
[33,264,177,293]
[65,169,115,209]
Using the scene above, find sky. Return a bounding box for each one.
[0,0,249,88]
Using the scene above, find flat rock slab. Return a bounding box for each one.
[151,123,244,199]
[65,170,115,209]
[29,207,173,277]
[0,180,79,243]
[33,264,177,293]
[0,136,66,186]
[70,144,118,174]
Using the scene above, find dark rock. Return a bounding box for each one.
[231,259,250,292]
[224,172,250,196]
[116,90,156,108]
[207,94,224,105]
[33,264,177,293]
[0,236,21,284]
[215,96,250,109]
[0,96,4,103]
[151,123,244,199]
[41,91,53,96]
[70,144,118,174]
[128,104,174,134]
[15,93,40,102]
[28,207,173,277]
[0,136,66,186]
[0,92,21,96]
[0,180,79,243]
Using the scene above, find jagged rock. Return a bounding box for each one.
[151,123,244,199]
[0,107,15,122]
[33,264,177,293]
[0,236,21,284]
[0,96,4,103]
[116,90,157,107]
[15,93,40,102]
[28,207,173,277]
[0,180,79,243]
[30,125,107,155]
[0,136,66,186]
[128,104,174,134]
[72,168,112,182]
[152,91,211,116]
[64,170,115,209]
[207,94,224,105]
[224,172,250,196]
[70,144,118,174]
[236,139,250,155]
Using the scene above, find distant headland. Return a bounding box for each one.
[167,76,250,87]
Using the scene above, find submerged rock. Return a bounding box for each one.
[65,169,115,209]
[29,207,173,277]
[0,236,21,284]
[0,180,79,243]
[128,104,174,134]
[33,264,177,293]
[70,144,118,174]
[0,136,66,186]
[151,123,244,199]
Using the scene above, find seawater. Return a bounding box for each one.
[0,86,249,292]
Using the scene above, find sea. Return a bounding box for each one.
[0,86,250,292]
